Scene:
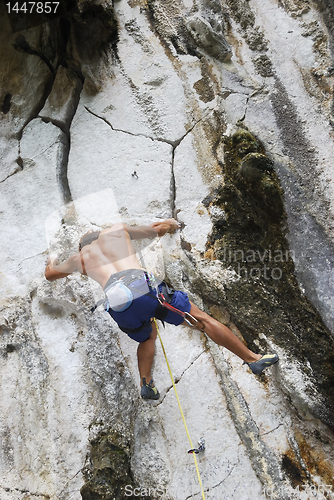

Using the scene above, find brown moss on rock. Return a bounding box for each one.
[193,75,215,103]
[203,126,334,429]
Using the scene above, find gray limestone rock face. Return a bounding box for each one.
[1,0,334,499]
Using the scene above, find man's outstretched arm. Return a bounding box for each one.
[125,219,180,239]
[45,253,79,281]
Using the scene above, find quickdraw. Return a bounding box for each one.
[144,272,198,327]
[188,438,205,454]
[157,292,198,327]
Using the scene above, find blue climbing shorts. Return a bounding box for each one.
[105,270,191,343]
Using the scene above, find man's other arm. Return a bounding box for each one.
[45,253,79,281]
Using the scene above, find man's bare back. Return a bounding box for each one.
[45,219,179,286]
[79,224,145,287]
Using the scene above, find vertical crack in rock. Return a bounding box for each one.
[40,69,84,136]
[239,95,250,123]
[208,342,289,500]
[168,118,207,217]
[169,110,218,217]
[168,112,219,216]
[40,69,84,205]
[57,130,73,205]
[1,93,12,114]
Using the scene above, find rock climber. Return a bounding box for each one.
[45,219,278,400]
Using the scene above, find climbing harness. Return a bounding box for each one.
[91,270,198,329]
[154,318,206,500]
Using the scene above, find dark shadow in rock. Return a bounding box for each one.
[80,430,152,500]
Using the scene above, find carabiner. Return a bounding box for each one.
[184,312,198,327]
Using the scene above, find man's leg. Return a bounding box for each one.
[185,302,262,363]
[137,321,158,385]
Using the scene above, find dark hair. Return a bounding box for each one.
[79,230,101,251]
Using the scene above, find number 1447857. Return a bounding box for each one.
[6,2,59,14]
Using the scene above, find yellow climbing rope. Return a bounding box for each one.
[153,319,206,500]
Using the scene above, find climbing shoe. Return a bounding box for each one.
[141,378,160,400]
[245,353,279,375]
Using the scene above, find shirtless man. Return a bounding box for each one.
[45,219,278,399]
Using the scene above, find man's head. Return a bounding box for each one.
[79,230,101,251]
